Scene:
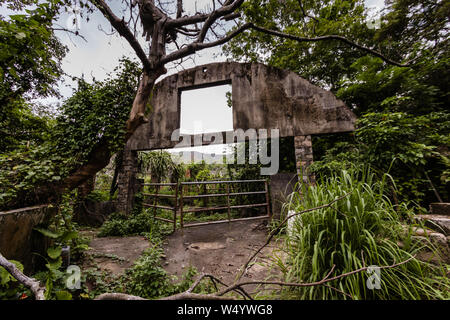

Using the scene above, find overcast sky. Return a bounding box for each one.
[1,0,385,156]
[52,0,384,99]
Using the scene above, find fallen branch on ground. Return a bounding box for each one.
[0,253,46,300]
[93,255,415,300]
[214,256,416,297]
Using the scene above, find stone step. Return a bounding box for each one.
[400,225,449,265]
[429,203,450,216]
[414,214,450,236]
[401,225,448,246]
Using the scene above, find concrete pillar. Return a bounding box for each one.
[115,149,140,215]
[294,135,315,185]
[269,172,297,220]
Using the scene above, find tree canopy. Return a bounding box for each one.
[223,0,449,204]
[0,0,448,209]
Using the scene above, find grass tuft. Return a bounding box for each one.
[280,168,449,300]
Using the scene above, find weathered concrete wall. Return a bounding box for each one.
[127,62,356,151]
[0,205,57,272]
[269,172,298,220]
[118,62,356,214]
[116,149,140,214]
[294,135,315,184]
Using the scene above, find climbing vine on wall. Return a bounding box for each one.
[0,58,141,210]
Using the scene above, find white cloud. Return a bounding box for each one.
[364,0,385,9]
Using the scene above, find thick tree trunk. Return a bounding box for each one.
[60,139,112,192]
[126,72,157,138]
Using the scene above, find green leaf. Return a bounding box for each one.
[47,246,62,259]
[15,32,26,39]
[34,227,61,239]
[0,266,12,285]
[0,260,24,285]
[74,244,90,251]
[45,256,62,271]
[55,290,72,300]
[60,231,78,242]
[44,277,53,300]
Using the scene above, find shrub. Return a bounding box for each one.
[122,245,173,298]
[281,168,449,299]
[98,210,172,238]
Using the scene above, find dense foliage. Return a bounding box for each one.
[98,210,170,238]
[224,0,449,206]
[0,2,66,153]
[312,111,449,204]
[0,58,140,210]
[282,168,449,299]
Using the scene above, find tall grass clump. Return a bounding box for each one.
[281,167,449,300]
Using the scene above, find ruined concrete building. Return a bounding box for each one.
[116,62,357,214]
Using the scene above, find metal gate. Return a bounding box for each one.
[142,179,271,232]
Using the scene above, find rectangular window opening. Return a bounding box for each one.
[179,82,233,135]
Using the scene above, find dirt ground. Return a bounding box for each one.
[80,220,285,295]
[161,221,284,287]
[80,229,151,274]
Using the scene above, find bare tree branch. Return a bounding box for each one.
[90,253,413,300]
[95,292,146,300]
[91,0,412,76]
[217,255,415,297]
[249,24,414,67]
[91,0,152,72]
[166,12,210,29]
[176,0,183,18]
[297,0,319,23]
[0,253,45,300]
[184,273,253,300]
[0,248,415,301]
[166,0,242,29]
[161,21,413,68]
[222,12,241,21]
[196,0,244,43]
[235,191,352,282]
[297,0,319,34]
[52,27,88,42]
[323,284,354,299]
[159,22,253,66]
[160,292,233,300]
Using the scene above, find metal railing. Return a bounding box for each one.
[142,182,178,232]
[142,179,271,232]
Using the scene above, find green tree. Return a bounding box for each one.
[224,0,376,90]
[1,0,419,210]
[0,58,141,209]
[0,1,67,152]
[225,0,449,205]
